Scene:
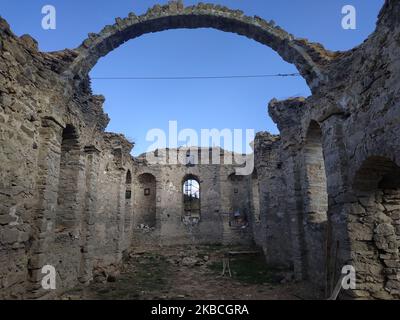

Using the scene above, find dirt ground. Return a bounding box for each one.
[61,244,320,300]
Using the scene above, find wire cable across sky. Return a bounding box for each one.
[91,73,301,80]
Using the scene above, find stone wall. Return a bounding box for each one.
[253,132,293,269]
[131,148,253,247]
[0,19,136,297]
[263,0,400,298]
[0,0,399,299]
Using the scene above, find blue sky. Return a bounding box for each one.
[2,0,384,155]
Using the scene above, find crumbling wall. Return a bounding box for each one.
[253,132,292,269]
[0,17,135,297]
[132,148,253,247]
[0,0,399,300]
[261,0,400,298]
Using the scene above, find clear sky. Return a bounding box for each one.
[1,0,384,155]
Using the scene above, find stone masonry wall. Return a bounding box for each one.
[131,148,253,247]
[253,132,293,269]
[0,0,399,299]
[265,0,400,298]
[0,19,136,297]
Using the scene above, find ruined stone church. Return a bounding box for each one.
[0,1,399,300]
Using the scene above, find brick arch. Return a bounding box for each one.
[64,2,333,91]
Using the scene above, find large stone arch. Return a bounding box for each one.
[63,2,333,91]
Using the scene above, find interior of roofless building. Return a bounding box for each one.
[0,0,399,300]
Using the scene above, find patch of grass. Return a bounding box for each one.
[207,260,223,273]
[207,253,285,285]
[193,244,225,258]
[91,253,172,300]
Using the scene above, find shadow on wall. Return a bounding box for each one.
[55,124,81,236]
[349,156,400,299]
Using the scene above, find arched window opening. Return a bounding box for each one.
[126,170,132,184]
[182,176,201,224]
[125,170,132,199]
